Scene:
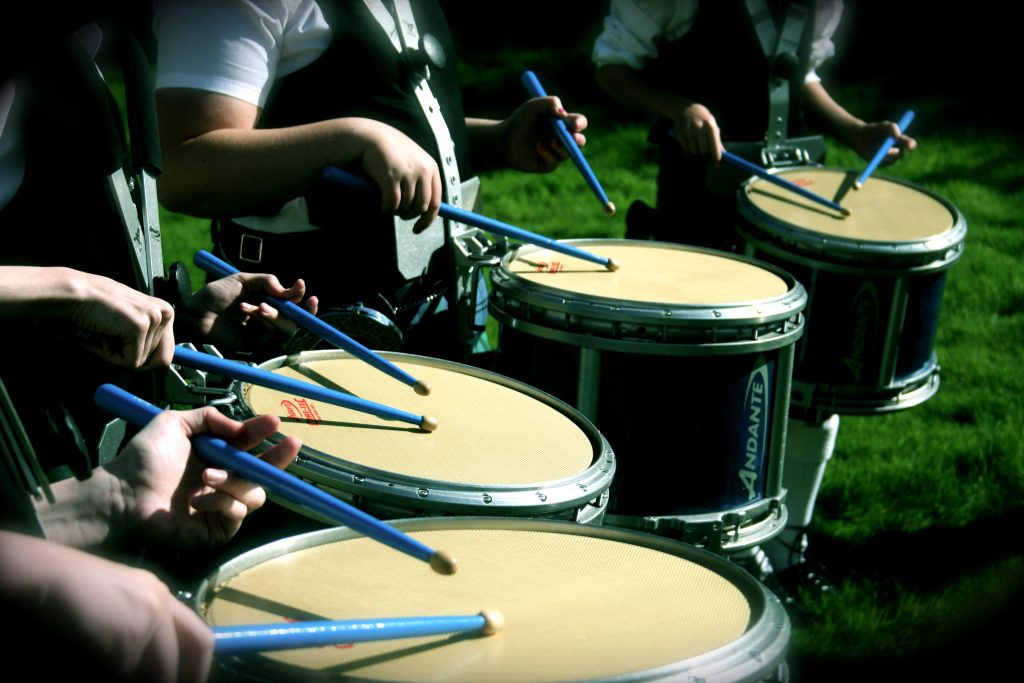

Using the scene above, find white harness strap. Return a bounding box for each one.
[362,0,462,208]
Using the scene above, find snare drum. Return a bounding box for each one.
[195,517,791,682]
[228,350,614,523]
[736,167,966,415]
[490,240,807,552]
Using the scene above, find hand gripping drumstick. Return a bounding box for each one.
[172,346,437,432]
[213,611,503,654]
[93,383,458,575]
[193,250,431,396]
[720,150,851,217]
[854,109,916,190]
[520,70,616,217]
[322,166,620,272]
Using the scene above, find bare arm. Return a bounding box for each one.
[595,63,722,161]
[803,81,917,163]
[156,89,443,229]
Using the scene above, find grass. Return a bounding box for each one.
[150,18,1024,679]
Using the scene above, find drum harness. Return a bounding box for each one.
[363,0,503,358]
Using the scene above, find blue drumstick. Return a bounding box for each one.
[193,250,431,396]
[720,150,851,217]
[93,384,458,575]
[521,70,616,217]
[213,611,503,654]
[172,346,437,432]
[322,166,620,271]
[855,110,915,189]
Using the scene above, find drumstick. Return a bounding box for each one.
[213,610,503,654]
[854,109,915,189]
[172,346,437,432]
[721,150,851,217]
[520,70,616,217]
[322,166,621,272]
[193,250,431,396]
[93,384,459,575]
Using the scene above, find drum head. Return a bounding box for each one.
[739,167,966,274]
[239,351,613,516]
[198,518,789,682]
[508,241,789,305]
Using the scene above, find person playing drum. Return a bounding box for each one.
[151,0,591,364]
[591,0,917,598]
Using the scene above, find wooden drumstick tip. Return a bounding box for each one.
[603,201,616,216]
[413,380,431,396]
[853,181,863,190]
[479,609,505,636]
[605,258,621,272]
[429,550,459,575]
[419,415,439,432]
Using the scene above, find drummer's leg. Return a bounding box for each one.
[764,413,840,573]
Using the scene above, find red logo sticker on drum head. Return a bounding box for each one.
[280,398,321,425]
[792,177,814,187]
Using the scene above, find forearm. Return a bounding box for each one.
[803,81,866,148]
[33,469,125,549]
[0,267,96,318]
[158,114,387,218]
[595,64,696,122]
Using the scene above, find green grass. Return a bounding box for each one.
[151,69,1024,682]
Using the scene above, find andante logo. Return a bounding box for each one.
[280,398,321,425]
[843,281,880,382]
[740,357,771,501]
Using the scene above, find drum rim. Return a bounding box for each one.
[737,167,968,270]
[234,350,617,515]
[493,239,808,324]
[195,516,791,683]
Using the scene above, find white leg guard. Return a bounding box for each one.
[764,413,840,570]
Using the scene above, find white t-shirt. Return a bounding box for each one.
[153,0,331,108]
[592,0,843,84]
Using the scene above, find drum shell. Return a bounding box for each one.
[194,517,791,683]
[736,167,966,415]
[490,240,807,551]
[228,350,615,524]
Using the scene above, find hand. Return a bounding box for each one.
[359,120,442,233]
[0,530,213,683]
[672,102,722,162]
[61,270,176,370]
[851,119,917,165]
[182,272,318,354]
[496,96,589,173]
[105,406,301,549]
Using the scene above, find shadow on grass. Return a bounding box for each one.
[788,509,1024,680]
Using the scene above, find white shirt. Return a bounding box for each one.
[592,0,843,84]
[153,0,331,108]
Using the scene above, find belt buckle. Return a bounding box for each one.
[238,234,264,264]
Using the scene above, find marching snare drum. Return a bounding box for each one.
[229,350,614,523]
[736,166,966,416]
[490,240,807,552]
[196,517,791,682]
